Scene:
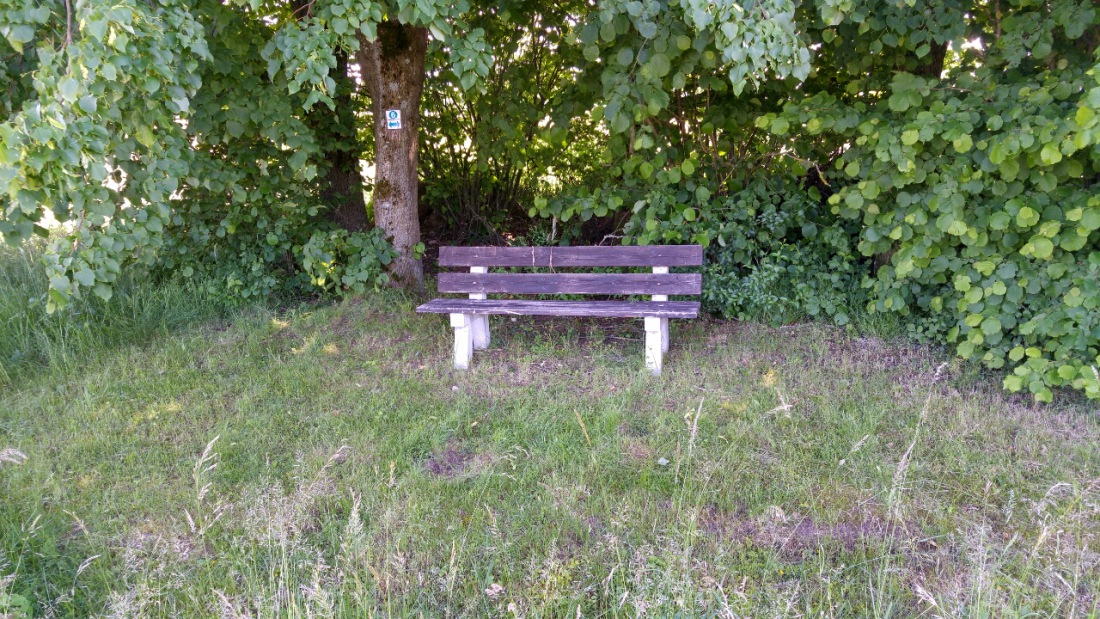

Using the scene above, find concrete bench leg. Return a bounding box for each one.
[651,266,670,357]
[450,313,473,370]
[644,316,663,375]
[472,315,490,350]
[469,266,490,350]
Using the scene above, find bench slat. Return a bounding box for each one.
[439,245,702,267]
[416,299,700,319]
[438,272,701,295]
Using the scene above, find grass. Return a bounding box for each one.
[1,242,1099,618]
[0,239,237,388]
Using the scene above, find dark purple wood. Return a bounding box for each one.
[438,272,701,295]
[438,245,703,267]
[416,299,700,319]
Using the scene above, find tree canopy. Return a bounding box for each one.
[1,0,1098,400]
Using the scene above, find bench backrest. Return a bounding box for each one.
[437,245,703,296]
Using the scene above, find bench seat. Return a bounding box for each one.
[417,299,701,319]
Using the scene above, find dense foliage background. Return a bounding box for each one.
[1,0,1098,400]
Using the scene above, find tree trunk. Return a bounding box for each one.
[356,22,428,290]
[320,50,369,232]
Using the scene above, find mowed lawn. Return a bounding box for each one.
[2,289,1099,617]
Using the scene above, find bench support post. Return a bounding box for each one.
[652,267,670,353]
[644,316,663,375]
[450,313,473,370]
[469,266,490,350]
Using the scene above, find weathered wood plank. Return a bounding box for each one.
[438,273,702,295]
[417,299,700,319]
[438,245,703,267]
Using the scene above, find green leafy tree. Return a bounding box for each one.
[755,0,1100,401]
[263,0,812,284]
[532,0,814,243]
[1,0,209,311]
[4,0,1097,401]
[417,0,604,244]
[525,0,1099,400]
[166,3,395,300]
[260,0,493,288]
[1,0,394,309]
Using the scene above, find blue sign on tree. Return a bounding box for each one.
[386,110,402,130]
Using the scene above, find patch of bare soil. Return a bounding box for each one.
[621,438,654,462]
[699,504,917,556]
[423,442,496,479]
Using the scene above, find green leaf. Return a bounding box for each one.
[93,283,113,301]
[1057,365,1078,381]
[1040,142,1062,165]
[74,268,96,287]
[86,19,107,41]
[980,316,1001,336]
[1028,237,1054,259]
[1016,207,1039,228]
[649,53,670,78]
[135,126,155,147]
[5,25,35,52]
[78,95,98,114]
[288,149,308,171]
[888,93,910,112]
[58,77,80,102]
[1080,208,1100,231]
[611,112,630,134]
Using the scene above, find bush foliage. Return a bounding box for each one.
[2,0,1098,399]
[527,1,1100,400]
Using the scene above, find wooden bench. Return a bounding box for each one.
[416,245,702,375]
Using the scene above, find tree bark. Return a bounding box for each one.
[356,21,428,290]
